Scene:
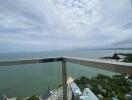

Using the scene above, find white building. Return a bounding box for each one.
[70,83,82,100]
[0,94,16,100]
[80,88,99,100]
[70,83,99,100]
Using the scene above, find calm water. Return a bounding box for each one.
[0,50,132,97]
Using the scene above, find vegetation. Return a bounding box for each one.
[121,53,132,63]
[16,95,39,100]
[28,95,39,100]
[74,74,132,100]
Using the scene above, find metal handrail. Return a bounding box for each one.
[0,57,132,74]
[0,57,63,66]
[64,57,132,75]
[0,57,132,100]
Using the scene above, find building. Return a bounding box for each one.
[112,52,120,60]
[0,94,6,100]
[80,88,99,100]
[39,87,52,100]
[70,83,82,100]
[70,83,99,100]
[0,93,16,100]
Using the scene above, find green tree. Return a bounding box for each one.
[28,95,39,100]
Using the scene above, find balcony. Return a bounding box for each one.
[0,57,132,100]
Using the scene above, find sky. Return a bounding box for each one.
[0,0,132,52]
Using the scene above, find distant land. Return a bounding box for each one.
[100,52,132,63]
[0,47,132,54]
[62,47,132,51]
[75,47,132,51]
[97,47,132,50]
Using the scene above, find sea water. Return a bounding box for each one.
[0,50,131,97]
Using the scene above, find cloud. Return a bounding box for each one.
[0,0,132,52]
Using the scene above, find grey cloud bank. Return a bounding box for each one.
[0,0,132,52]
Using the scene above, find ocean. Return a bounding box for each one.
[0,50,132,97]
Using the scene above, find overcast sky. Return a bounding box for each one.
[0,0,132,52]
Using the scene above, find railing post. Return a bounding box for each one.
[62,60,67,100]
